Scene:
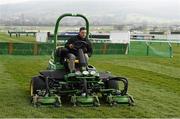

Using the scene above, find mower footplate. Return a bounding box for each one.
[32,94,61,107]
[71,95,100,107]
[106,94,134,106]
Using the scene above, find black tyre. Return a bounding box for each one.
[30,76,46,96]
[107,80,119,90]
[107,77,128,95]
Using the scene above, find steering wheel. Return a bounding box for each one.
[73,40,89,51]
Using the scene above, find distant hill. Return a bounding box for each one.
[0,0,180,25]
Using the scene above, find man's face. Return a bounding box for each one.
[79,30,87,39]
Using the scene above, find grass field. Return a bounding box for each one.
[0,44,179,118]
[0,32,36,43]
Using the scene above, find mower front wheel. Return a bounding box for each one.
[30,76,46,97]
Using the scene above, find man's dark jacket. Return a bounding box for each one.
[65,35,93,57]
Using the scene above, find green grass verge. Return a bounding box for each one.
[0,32,36,43]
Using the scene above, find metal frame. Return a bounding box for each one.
[53,13,90,49]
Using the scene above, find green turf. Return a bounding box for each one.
[0,43,179,118]
[0,32,36,43]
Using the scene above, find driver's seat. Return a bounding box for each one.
[55,47,87,66]
[66,59,79,64]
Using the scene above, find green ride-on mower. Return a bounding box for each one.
[30,13,134,107]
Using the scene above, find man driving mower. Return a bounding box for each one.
[31,14,134,107]
[58,27,93,72]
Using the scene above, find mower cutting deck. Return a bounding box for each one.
[30,13,134,107]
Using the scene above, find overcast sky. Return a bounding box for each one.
[0,0,179,11]
[0,0,179,5]
[0,0,30,4]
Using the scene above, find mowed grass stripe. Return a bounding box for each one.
[0,61,34,117]
[90,59,180,94]
[90,57,180,117]
[104,60,180,79]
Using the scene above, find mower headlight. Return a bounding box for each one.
[75,71,81,76]
[90,71,96,75]
[82,71,89,75]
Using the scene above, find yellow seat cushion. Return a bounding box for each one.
[67,59,79,63]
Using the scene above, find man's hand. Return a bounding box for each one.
[69,44,74,49]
